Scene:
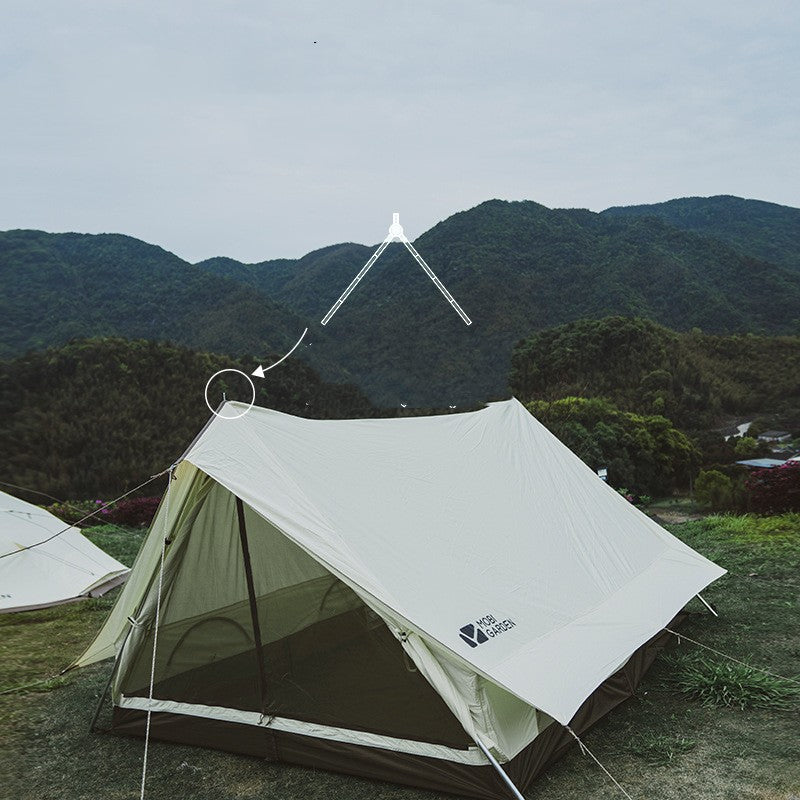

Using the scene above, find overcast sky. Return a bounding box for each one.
[2,1,798,263]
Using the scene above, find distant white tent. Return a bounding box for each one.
[76,398,724,798]
[0,490,129,613]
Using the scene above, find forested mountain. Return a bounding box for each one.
[602,195,800,272]
[0,339,375,498]
[198,199,800,405]
[196,243,374,311]
[510,316,800,428]
[0,230,344,375]
[3,196,800,407]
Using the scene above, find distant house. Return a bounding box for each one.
[735,458,787,469]
[757,430,792,443]
[722,421,752,441]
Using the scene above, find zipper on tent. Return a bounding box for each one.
[235,496,270,719]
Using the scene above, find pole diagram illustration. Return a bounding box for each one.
[321,213,472,326]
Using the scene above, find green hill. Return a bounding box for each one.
[510,316,800,428]
[0,230,339,371]
[602,195,800,272]
[0,338,375,498]
[196,243,373,312]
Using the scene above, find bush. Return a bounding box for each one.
[694,469,734,511]
[45,496,161,527]
[746,462,800,514]
[104,496,161,527]
[45,499,109,525]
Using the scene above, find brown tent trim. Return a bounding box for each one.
[108,617,685,799]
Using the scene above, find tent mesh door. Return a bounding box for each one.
[119,482,471,749]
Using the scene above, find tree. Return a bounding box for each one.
[734,436,759,458]
[525,397,697,495]
[694,469,733,511]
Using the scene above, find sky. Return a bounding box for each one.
[1,1,798,263]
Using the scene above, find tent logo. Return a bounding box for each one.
[459,614,516,648]
[459,624,489,648]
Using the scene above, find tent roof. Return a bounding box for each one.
[181,397,724,725]
[0,490,129,613]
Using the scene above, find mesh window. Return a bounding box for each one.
[120,482,471,749]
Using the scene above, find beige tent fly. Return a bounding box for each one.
[75,399,724,798]
[0,490,129,613]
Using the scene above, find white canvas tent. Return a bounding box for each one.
[76,398,724,798]
[0,490,129,613]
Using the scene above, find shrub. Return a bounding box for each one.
[45,496,161,527]
[45,499,109,525]
[105,496,161,527]
[746,462,800,514]
[694,469,734,511]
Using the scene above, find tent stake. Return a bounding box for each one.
[696,593,718,617]
[473,736,526,800]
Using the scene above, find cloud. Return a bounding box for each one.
[1,1,798,261]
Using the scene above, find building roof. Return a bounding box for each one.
[735,458,787,469]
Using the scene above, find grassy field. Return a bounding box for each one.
[1,516,799,800]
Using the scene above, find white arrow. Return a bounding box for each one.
[252,328,308,378]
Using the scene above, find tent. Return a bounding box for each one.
[0,490,130,613]
[76,398,724,798]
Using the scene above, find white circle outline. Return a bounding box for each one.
[204,369,256,419]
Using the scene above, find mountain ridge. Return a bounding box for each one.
[602,194,800,272]
[3,195,799,407]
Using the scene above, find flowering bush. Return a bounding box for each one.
[105,496,161,527]
[745,462,800,514]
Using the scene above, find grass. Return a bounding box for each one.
[627,732,696,766]
[671,655,800,710]
[2,516,800,799]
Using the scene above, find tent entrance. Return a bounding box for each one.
[116,481,471,750]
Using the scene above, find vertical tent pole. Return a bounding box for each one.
[473,736,527,800]
[235,496,269,715]
[89,659,118,733]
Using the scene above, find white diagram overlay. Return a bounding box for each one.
[321,213,472,326]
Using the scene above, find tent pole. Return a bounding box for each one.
[235,496,270,715]
[89,659,117,733]
[696,593,718,617]
[473,736,527,800]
